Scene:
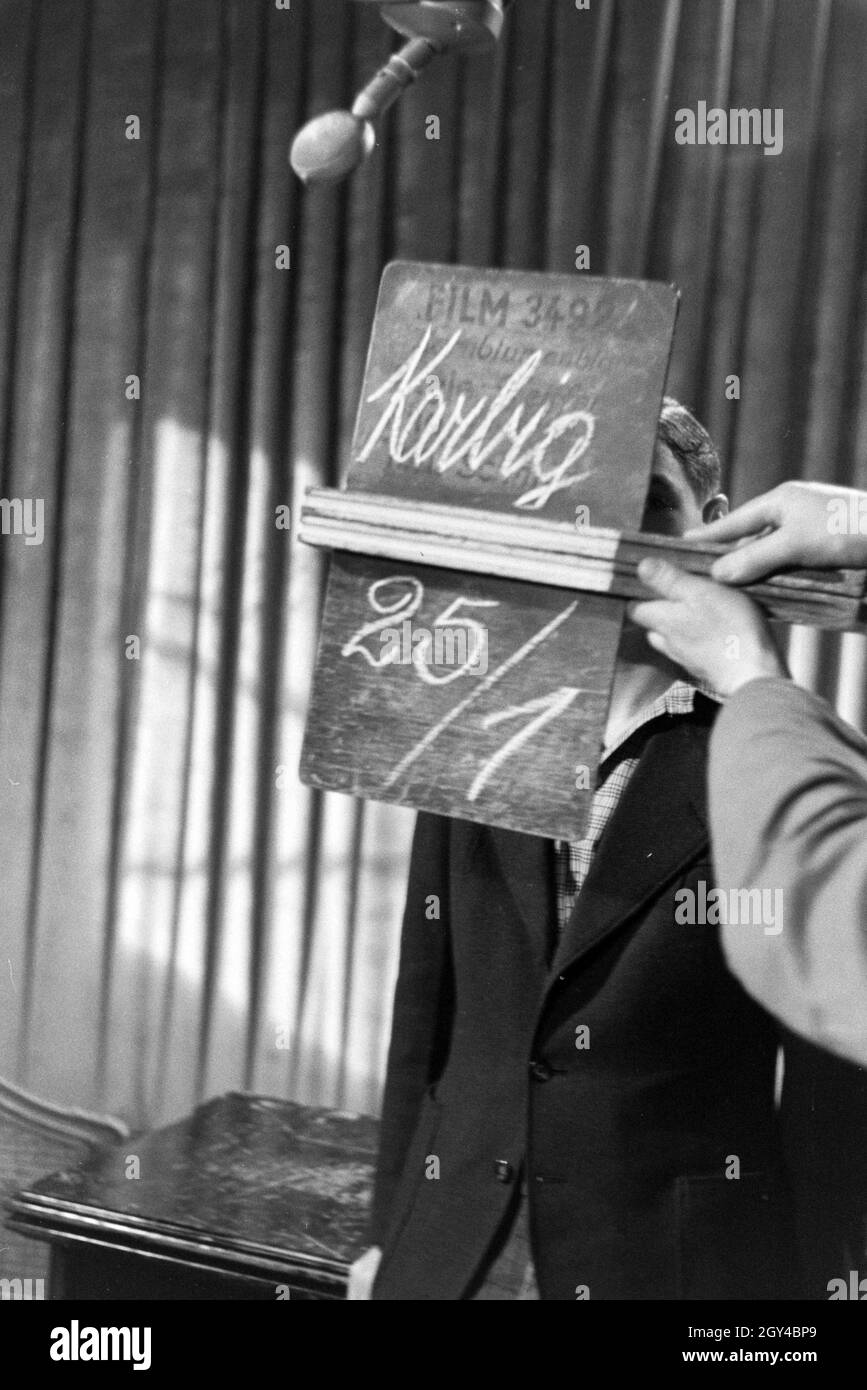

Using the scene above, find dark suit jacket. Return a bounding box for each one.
[371,705,810,1300]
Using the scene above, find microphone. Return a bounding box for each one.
[290,2,511,186]
[290,36,439,185]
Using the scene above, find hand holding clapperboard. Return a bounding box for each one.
[298,261,867,841]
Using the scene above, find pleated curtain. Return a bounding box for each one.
[0,0,865,1130]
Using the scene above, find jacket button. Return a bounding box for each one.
[493,1159,514,1184]
[529,1059,553,1082]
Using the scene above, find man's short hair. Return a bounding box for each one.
[657,396,722,502]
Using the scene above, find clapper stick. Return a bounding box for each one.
[299,488,867,632]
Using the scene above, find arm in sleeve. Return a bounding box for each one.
[368,811,454,1245]
[710,677,867,1064]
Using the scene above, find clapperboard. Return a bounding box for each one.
[298,261,866,841]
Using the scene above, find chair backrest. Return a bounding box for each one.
[0,1077,128,1291]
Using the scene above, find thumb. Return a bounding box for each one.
[637,557,690,598]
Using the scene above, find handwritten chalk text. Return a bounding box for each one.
[356,326,597,511]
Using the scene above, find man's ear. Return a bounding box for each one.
[702,492,728,524]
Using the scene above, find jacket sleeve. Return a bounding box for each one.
[368,811,455,1246]
[710,676,867,1065]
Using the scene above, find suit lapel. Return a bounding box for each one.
[545,716,712,985]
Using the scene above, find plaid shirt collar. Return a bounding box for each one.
[601,679,722,766]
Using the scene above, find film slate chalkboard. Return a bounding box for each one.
[300,262,678,841]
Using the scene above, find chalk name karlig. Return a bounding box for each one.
[356,324,598,511]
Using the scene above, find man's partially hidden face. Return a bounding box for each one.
[640,440,727,539]
[616,439,728,665]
